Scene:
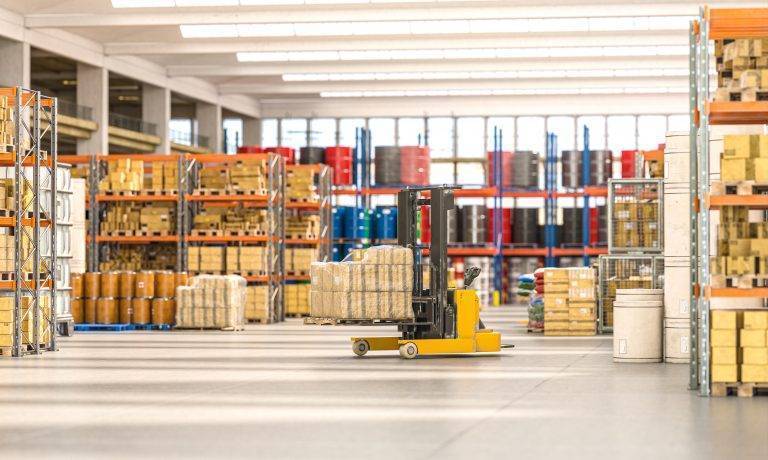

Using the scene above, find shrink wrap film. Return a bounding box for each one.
[175,275,246,329]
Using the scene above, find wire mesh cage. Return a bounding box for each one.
[607,179,663,253]
[597,255,664,333]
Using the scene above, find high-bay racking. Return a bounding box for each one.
[690,7,768,396]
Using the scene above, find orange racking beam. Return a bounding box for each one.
[707,7,768,39]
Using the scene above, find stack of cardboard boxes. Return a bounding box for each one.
[244,285,269,322]
[543,268,597,336]
[225,246,266,274]
[285,284,310,316]
[192,208,268,235]
[139,204,176,235]
[543,269,569,336]
[150,161,178,192]
[0,96,13,149]
[0,178,32,212]
[714,38,768,102]
[719,134,768,182]
[230,160,267,193]
[612,200,659,250]
[285,248,319,274]
[0,295,51,349]
[286,167,318,202]
[712,310,768,384]
[188,247,225,273]
[99,159,143,193]
[286,215,320,239]
[100,203,175,235]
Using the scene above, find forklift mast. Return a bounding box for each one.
[396,186,456,340]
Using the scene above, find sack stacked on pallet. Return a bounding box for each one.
[310,245,414,319]
[175,275,246,329]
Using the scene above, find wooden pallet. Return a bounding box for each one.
[287,197,320,204]
[103,190,140,196]
[175,325,245,331]
[711,274,768,289]
[136,230,171,237]
[108,230,135,237]
[286,270,308,277]
[286,233,319,240]
[145,189,178,196]
[191,229,223,236]
[711,382,768,397]
[192,188,225,196]
[224,229,265,236]
[245,318,272,324]
[711,181,768,196]
[714,87,768,102]
[286,312,310,318]
[0,271,35,281]
[229,188,267,196]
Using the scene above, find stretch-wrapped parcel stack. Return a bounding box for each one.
[175,275,247,329]
[310,245,414,319]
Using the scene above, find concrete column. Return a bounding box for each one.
[243,117,261,147]
[76,63,109,154]
[196,102,222,152]
[0,38,30,88]
[142,84,171,153]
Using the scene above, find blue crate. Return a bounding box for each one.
[74,323,134,332]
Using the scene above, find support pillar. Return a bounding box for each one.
[196,102,222,152]
[76,63,109,154]
[142,84,171,153]
[243,117,261,147]
[0,38,30,88]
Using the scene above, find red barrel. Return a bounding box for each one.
[486,151,513,188]
[237,145,263,154]
[621,150,637,178]
[420,205,430,243]
[265,146,295,165]
[400,146,430,185]
[486,208,512,244]
[324,146,353,185]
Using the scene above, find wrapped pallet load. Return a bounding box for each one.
[310,245,414,320]
[175,275,247,329]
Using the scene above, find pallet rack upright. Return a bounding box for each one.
[689,7,768,396]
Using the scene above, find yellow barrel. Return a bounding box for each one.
[96,297,117,324]
[134,271,155,298]
[118,298,133,324]
[151,298,175,325]
[175,272,189,289]
[154,271,176,298]
[84,298,97,324]
[71,273,84,298]
[71,298,84,324]
[100,271,119,298]
[119,271,136,298]
[84,272,100,299]
[132,298,151,325]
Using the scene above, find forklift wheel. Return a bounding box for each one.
[399,342,418,359]
[352,340,369,357]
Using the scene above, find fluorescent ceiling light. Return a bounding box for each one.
[319,86,688,98]
[112,0,175,6]
[112,0,442,7]
[179,15,692,38]
[180,24,237,37]
[238,45,688,62]
[282,68,692,81]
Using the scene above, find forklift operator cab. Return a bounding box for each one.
[351,186,502,359]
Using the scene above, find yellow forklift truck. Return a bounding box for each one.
[349,186,502,359]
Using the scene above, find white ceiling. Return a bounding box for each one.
[0,0,760,116]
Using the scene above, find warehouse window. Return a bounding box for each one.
[169,118,193,146]
[426,117,454,158]
[547,116,575,151]
[430,163,455,185]
[261,118,278,147]
[607,115,636,154]
[637,115,667,150]
[456,117,485,159]
[667,114,689,133]
[309,118,337,147]
[397,117,425,146]
[338,118,365,148]
[368,118,396,149]
[461,162,486,186]
[486,117,514,152]
[576,115,606,150]
[222,118,242,154]
[517,116,545,153]
[281,118,308,150]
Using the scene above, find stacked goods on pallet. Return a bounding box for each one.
[97,246,176,272]
[192,207,268,236]
[543,269,569,336]
[188,246,225,273]
[719,134,768,181]
[286,215,319,239]
[613,289,663,363]
[100,203,176,236]
[198,158,267,193]
[310,245,413,319]
[99,159,143,193]
[0,295,51,348]
[244,285,269,323]
[286,248,319,274]
[486,151,540,188]
[150,161,178,192]
[285,284,310,317]
[567,268,597,336]
[72,270,186,326]
[711,310,742,383]
[0,96,12,149]
[612,199,659,251]
[286,167,318,202]
[741,311,768,383]
[175,275,246,330]
[561,149,613,188]
[713,38,768,102]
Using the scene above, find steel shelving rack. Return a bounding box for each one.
[1,87,58,357]
[689,7,768,396]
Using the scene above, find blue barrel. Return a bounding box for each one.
[332,244,343,262]
[332,206,346,238]
[375,206,398,240]
[344,207,372,240]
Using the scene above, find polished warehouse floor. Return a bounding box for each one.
[0,306,766,459]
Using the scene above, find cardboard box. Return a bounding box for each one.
[740,329,767,348]
[711,364,739,382]
[711,346,741,365]
[543,294,568,310]
[742,347,768,365]
[711,329,738,347]
[721,158,751,181]
[740,365,768,382]
[712,310,743,330]
[744,311,768,330]
[568,304,596,321]
[723,134,759,158]
[544,310,568,321]
[543,269,568,282]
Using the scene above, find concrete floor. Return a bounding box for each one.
[0,305,766,460]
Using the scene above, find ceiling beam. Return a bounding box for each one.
[168,55,688,77]
[220,75,688,95]
[105,31,687,55]
[23,3,713,28]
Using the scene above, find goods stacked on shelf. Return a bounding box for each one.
[713,38,768,102]
[486,151,540,189]
[0,295,52,348]
[613,289,663,363]
[99,159,143,193]
[610,184,661,252]
[710,310,742,384]
[245,285,269,322]
[374,206,397,243]
[309,245,414,319]
[286,166,319,203]
[719,134,768,181]
[332,206,372,260]
[597,256,662,332]
[150,161,178,192]
[99,246,177,272]
[374,146,430,186]
[72,270,185,326]
[299,147,324,165]
[285,284,311,317]
[192,207,268,236]
[710,310,768,390]
[100,203,176,236]
[542,268,597,336]
[176,275,246,330]
[324,147,353,185]
[561,149,612,188]
[264,147,295,165]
